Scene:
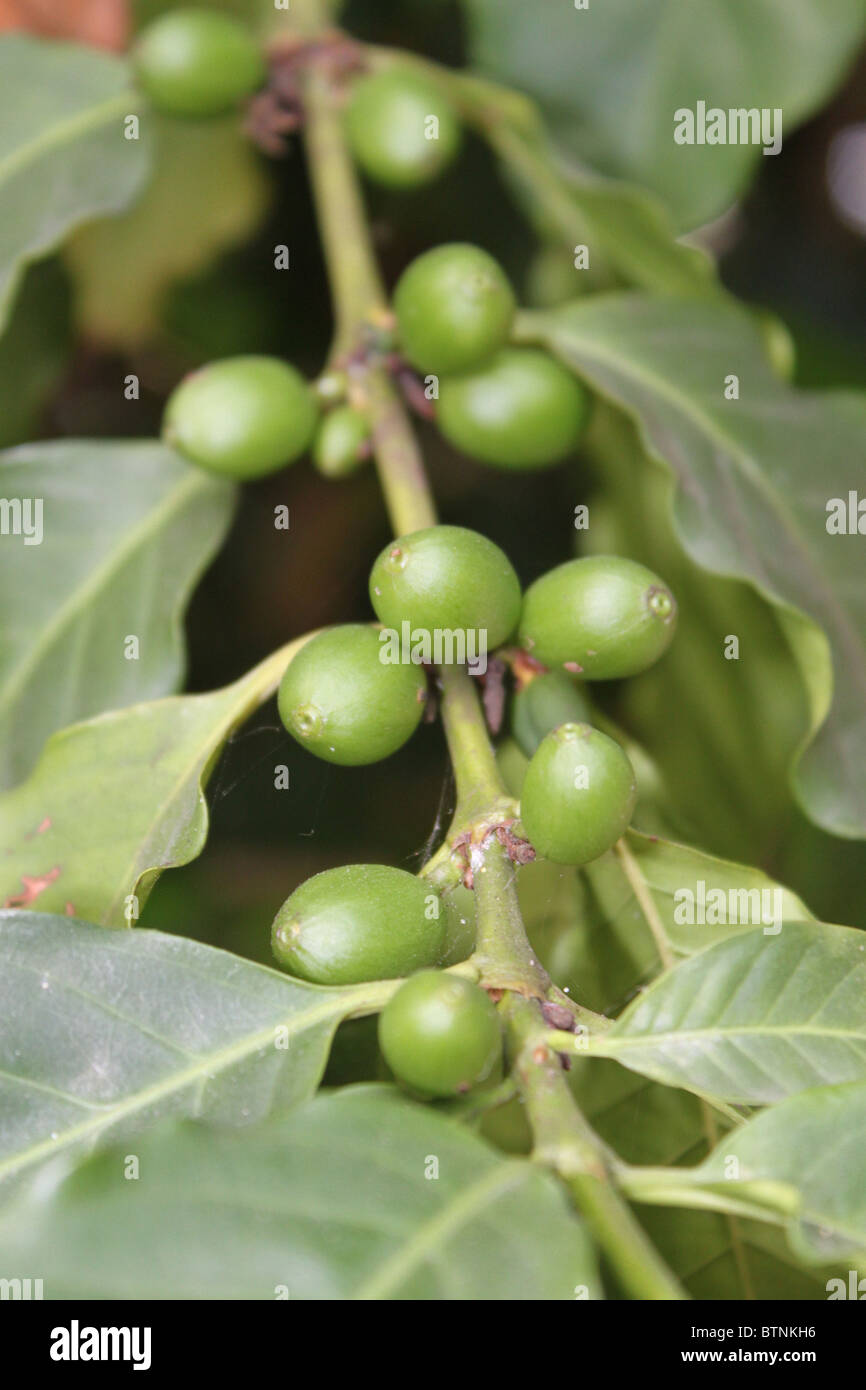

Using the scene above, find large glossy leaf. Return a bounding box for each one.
[689,1081,866,1262]
[624,1080,866,1266]
[592,922,866,1103]
[0,439,235,789]
[0,912,393,1188]
[0,1084,600,1299]
[0,35,149,334]
[434,68,714,297]
[466,0,866,227]
[0,636,308,924]
[580,408,810,866]
[525,295,866,839]
[570,1059,837,1297]
[65,113,269,349]
[521,831,810,1017]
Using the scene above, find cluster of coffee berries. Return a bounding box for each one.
[266,527,675,1094]
[136,23,677,1100]
[139,20,591,481]
[271,863,496,1097]
[392,242,590,470]
[158,240,590,482]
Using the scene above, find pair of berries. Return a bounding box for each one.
[271,863,497,1098]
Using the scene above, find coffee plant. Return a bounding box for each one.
[0,0,865,1305]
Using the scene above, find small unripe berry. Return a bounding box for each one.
[278,625,426,766]
[346,69,461,189]
[519,555,677,679]
[437,348,590,470]
[164,356,318,479]
[369,525,521,660]
[272,865,444,985]
[379,971,501,1097]
[520,723,636,865]
[511,671,593,758]
[394,243,516,374]
[134,9,265,118]
[312,406,371,478]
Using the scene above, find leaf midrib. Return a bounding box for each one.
[354,1161,532,1299]
[0,978,388,1185]
[105,638,296,922]
[600,1022,866,1051]
[0,89,134,192]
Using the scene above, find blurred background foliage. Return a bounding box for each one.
[2,0,866,961]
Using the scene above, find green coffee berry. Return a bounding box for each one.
[520,722,637,865]
[519,555,677,679]
[511,671,593,758]
[437,348,590,469]
[134,9,265,118]
[164,356,318,479]
[378,970,501,1096]
[313,406,371,478]
[369,525,521,660]
[278,625,426,766]
[393,243,516,374]
[345,69,461,189]
[272,865,444,985]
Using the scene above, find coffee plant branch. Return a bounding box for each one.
[282,0,687,1300]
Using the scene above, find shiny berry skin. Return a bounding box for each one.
[312,406,371,478]
[133,9,265,118]
[164,356,319,479]
[511,671,592,758]
[345,69,461,189]
[278,625,426,766]
[369,525,521,659]
[393,243,516,374]
[520,722,637,865]
[272,865,444,985]
[378,971,501,1097]
[519,555,677,679]
[437,348,590,470]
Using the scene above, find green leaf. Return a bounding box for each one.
[522,831,810,1017]
[624,1080,866,1265]
[425,64,714,297]
[0,36,150,335]
[65,114,270,349]
[571,1059,844,1296]
[466,0,866,227]
[0,636,306,924]
[580,408,810,864]
[0,1083,599,1299]
[0,440,235,790]
[592,922,866,1104]
[692,1081,866,1262]
[640,1204,843,1299]
[526,294,866,839]
[0,912,393,1189]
